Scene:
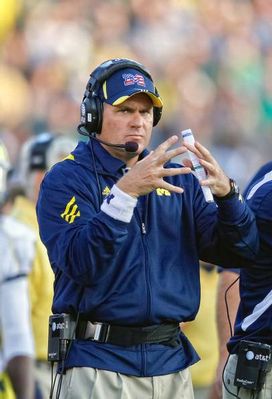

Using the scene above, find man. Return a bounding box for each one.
[0,140,36,399]
[11,132,76,398]
[36,58,259,399]
[215,161,272,399]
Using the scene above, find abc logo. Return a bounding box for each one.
[52,321,65,331]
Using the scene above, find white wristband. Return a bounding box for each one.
[101,184,137,223]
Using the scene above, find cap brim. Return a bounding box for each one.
[109,91,163,108]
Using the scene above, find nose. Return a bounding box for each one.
[130,111,144,127]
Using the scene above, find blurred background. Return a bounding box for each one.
[2,2,271,397]
[1,0,272,189]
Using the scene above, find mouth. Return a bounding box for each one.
[125,135,143,142]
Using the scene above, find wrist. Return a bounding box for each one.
[214,178,240,201]
[101,184,137,223]
[116,181,139,199]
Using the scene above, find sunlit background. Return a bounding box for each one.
[1,0,272,189]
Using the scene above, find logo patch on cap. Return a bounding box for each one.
[122,73,146,87]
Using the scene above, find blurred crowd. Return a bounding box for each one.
[1,0,272,189]
[1,1,272,397]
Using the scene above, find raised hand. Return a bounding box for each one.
[117,135,191,197]
[183,141,231,198]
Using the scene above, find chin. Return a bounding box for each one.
[136,143,144,153]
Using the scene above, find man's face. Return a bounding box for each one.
[99,93,154,164]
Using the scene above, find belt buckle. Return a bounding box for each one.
[92,322,110,343]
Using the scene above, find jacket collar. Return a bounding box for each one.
[71,138,149,176]
[88,139,126,175]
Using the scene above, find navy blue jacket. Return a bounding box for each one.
[227,161,272,353]
[36,139,258,376]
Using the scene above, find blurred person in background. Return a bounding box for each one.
[214,160,272,399]
[36,57,259,399]
[0,139,35,399]
[10,132,77,399]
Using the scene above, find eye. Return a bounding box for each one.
[117,107,129,113]
[141,109,153,118]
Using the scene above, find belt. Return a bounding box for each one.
[76,320,180,347]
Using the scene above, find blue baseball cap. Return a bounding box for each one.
[100,68,163,108]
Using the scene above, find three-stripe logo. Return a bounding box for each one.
[61,196,80,224]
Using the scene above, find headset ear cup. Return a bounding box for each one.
[153,107,162,126]
[152,86,162,126]
[81,94,103,134]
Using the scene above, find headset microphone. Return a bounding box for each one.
[77,124,139,153]
[123,141,139,153]
[92,136,139,153]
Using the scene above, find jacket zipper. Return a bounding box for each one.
[136,195,151,318]
[141,222,146,234]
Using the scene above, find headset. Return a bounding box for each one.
[79,58,163,136]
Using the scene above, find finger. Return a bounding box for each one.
[160,181,184,194]
[198,158,217,174]
[183,142,203,160]
[154,135,179,155]
[136,150,154,165]
[161,167,192,177]
[194,141,216,163]
[200,178,216,186]
[158,145,188,164]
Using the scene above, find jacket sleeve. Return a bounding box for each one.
[192,178,259,267]
[36,168,132,286]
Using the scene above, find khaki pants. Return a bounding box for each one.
[223,354,272,399]
[54,367,194,399]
